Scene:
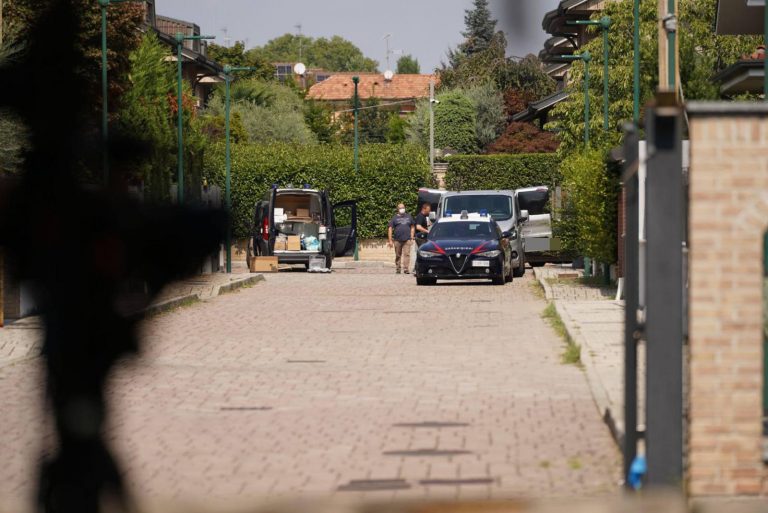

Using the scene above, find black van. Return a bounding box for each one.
[248,187,357,269]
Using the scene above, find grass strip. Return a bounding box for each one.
[541,302,581,366]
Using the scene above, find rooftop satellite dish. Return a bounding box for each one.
[384,69,394,81]
[294,62,306,76]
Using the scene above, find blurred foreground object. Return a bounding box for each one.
[0,1,224,512]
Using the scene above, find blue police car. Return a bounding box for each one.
[414,210,515,286]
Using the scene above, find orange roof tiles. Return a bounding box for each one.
[306,73,437,101]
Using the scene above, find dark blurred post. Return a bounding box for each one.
[622,123,640,485]
[352,75,360,261]
[644,92,684,487]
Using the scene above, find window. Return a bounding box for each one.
[429,222,493,239]
[444,195,513,221]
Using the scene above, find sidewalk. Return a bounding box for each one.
[0,271,263,368]
[535,266,643,448]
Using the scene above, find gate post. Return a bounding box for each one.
[644,94,685,487]
[622,124,640,484]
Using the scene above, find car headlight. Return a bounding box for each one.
[477,250,501,258]
[418,249,442,258]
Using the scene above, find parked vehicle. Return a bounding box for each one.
[436,190,527,277]
[515,186,567,266]
[248,187,356,269]
[414,211,514,286]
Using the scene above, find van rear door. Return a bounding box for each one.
[516,187,552,238]
[332,200,357,257]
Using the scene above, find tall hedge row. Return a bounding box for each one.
[204,143,432,239]
[444,153,562,191]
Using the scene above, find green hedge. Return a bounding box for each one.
[204,143,432,239]
[444,153,562,191]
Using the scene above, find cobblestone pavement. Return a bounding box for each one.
[1,270,620,512]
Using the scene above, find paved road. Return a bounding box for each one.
[0,269,619,512]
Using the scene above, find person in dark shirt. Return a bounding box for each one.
[414,203,431,246]
[387,203,415,274]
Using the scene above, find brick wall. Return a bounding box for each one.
[687,108,768,498]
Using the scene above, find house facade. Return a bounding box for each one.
[305,73,436,115]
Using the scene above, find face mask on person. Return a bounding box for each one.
[398,208,406,214]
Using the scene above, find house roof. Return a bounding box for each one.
[512,90,571,122]
[306,73,436,102]
[715,0,765,35]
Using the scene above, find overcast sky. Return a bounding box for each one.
[156,0,559,72]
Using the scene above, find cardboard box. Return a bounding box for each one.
[296,208,310,218]
[250,256,278,273]
[274,239,287,251]
[287,236,301,251]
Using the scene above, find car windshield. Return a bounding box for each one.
[429,221,493,240]
[444,195,513,221]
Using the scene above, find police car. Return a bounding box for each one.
[414,210,515,286]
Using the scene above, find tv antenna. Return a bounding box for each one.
[221,26,231,47]
[383,33,403,75]
[295,23,303,61]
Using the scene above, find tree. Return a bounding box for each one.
[247,34,378,72]
[304,100,340,144]
[6,0,144,115]
[206,41,273,80]
[396,54,420,74]
[487,122,560,154]
[459,0,497,57]
[116,32,179,199]
[462,84,506,150]
[433,91,477,154]
[548,0,760,155]
[386,114,408,144]
[204,79,316,145]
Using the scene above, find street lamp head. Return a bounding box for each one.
[600,16,612,29]
[352,76,360,84]
[581,51,592,63]
[224,64,232,74]
[175,32,184,43]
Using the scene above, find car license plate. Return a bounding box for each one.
[472,260,490,268]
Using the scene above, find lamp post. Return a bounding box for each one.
[175,32,215,205]
[224,65,256,273]
[352,76,360,261]
[557,51,592,146]
[567,17,611,131]
[99,0,145,185]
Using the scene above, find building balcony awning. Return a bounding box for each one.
[712,59,765,95]
[512,90,571,123]
[716,0,765,35]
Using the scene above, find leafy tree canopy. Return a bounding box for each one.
[247,33,378,72]
[548,0,760,155]
[396,54,421,74]
[460,0,497,57]
[207,41,274,81]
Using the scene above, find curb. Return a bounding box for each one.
[143,293,200,317]
[553,301,624,449]
[534,268,624,449]
[213,274,265,296]
[533,267,555,300]
[332,260,396,269]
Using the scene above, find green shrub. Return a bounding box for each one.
[204,143,432,239]
[433,91,477,154]
[559,148,618,263]
[444,153,562,191]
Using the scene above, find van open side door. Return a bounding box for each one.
[332,200,357,257]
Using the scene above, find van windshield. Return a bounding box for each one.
[444,195,512,221]
[430,221,493,240]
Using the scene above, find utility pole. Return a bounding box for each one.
[659,0,678,94]
[295,23,303,61]
[557,51,592,146]
[352,76,360,262]
[384,33,391,71]
[429,80,435,174]
[567,17,611,131]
